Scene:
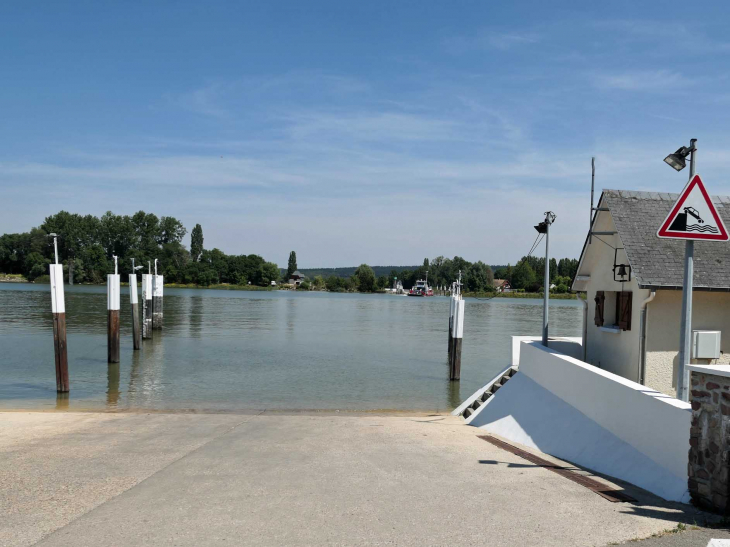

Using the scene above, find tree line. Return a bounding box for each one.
[0,211,280,286]
[0,210,579,292]
[493,257,579,293]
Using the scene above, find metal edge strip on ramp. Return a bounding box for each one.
[479,434,636,503]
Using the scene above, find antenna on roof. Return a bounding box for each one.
[589,157,596,245]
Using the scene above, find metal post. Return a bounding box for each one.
[677,140,697,402]
[542,213,554,346]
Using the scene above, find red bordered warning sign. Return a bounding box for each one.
[657,174,729,241]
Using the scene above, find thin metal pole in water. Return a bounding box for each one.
[678,139,697,402]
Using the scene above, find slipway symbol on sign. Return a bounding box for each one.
[657,174,729,241]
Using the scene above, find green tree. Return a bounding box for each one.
[376,275,389,290]
[354,264,376,292]
[512,261,537,291]
[325,275,342,292]
[157,216,187,246]
[286,251,297,280]
[260,262,280,286]
[190,224,204,262]
[313,275,325,290]
[466,261,494,292]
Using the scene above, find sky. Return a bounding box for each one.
[2,1,730,268]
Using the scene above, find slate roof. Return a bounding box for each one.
[600,189,730,290]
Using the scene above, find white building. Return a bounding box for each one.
[572,189,730,396]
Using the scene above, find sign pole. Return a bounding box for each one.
[677,141,697,402]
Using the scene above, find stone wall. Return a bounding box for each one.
[689,371,730,513]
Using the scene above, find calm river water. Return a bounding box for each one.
[0,284,583,411]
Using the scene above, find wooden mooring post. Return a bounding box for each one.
[449,271,464,381]
[448,285,456,355]
[142,272,152,339]
[49,234,69,392]
[450,298,465,381]
[129,273,140,350]
[107,256,120,363]
[153,259,163,330]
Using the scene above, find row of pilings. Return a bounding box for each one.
[51,263,164,393]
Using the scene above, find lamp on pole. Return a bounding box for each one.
[664,138,697,402]
[535,212,556,346]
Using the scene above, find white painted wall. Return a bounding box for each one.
[511,336,583,366]
[469,341,691,502]
[576,206,650,383]
[645,290,730,395]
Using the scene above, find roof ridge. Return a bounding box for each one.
[602,188,730,202]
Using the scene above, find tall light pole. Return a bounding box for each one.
[535,212,556,346]
[664,138,697,402]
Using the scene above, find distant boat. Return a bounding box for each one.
[408,279,433,297]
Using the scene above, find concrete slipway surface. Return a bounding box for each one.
[2,412,729,547]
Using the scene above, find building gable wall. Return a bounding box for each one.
[578,207,650,382]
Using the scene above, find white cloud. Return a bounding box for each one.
[591,70,692,91]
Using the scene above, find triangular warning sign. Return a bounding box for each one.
[657,174,729,241]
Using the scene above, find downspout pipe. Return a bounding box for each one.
[581,294,588,362]
[639,291,657,385]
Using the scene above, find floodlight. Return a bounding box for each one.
[664,146,690,172]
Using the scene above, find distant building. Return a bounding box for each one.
[493,279,512,293]
[289,270,305,287]
[572,189,730,396]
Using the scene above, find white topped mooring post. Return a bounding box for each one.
[450,271,464,381]
[130,258,142,350]
[142,263,153,339]
[107,255,121,363]
[48,233,69,392]
[448,283,456,355]
[153,259,163,330]
[450,298,465,381]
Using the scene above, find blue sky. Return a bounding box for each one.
[2,1,730,267]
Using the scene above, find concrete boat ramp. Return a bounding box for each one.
[2,411,728,546]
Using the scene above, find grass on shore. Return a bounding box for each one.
[164,283,276,291]
[0,273,28,282]
[462,291,579,300]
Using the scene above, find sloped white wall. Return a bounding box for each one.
[470,341,691,502]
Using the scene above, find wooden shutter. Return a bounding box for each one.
[618,291,632,331]
[594,291,605,326]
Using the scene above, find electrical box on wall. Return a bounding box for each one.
[693,331,721,359]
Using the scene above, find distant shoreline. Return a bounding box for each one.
[1,277,580,299]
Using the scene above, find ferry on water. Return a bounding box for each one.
[408,278,434,297]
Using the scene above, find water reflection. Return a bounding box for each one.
[189,296,203,338]
[56,392,69,410]
[446,380,461,409]
[107,363,120,407]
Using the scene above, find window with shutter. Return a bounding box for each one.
[594,291,605,326]
[617,291,632,331]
